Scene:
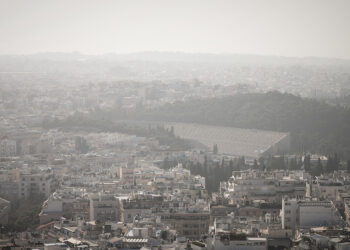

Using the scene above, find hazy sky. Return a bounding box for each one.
[0,0,350,59]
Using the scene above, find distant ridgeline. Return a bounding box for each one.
[111,92,350,159]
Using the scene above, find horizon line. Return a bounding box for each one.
[0,50,349,62]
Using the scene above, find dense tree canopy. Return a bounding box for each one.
[44,92,350,159]
[126,92,350,159]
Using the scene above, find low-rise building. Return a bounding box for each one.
[161,212,210,240]
[89,193,120,223]
[210,232,267,250]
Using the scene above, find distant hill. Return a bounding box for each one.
[1,52,349,98]
[123,92,350,158]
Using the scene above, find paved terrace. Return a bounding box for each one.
[164,122,289,158]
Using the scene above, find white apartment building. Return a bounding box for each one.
[223,170,307,204]
[210,233,267,250]
[89,193,120,223]
[298,200,343,229]
[314,178,346,201]
[19,172,53,199]
[281,198,343,231]
[281,198,298,231]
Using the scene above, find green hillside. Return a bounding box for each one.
[129,92,350,158]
